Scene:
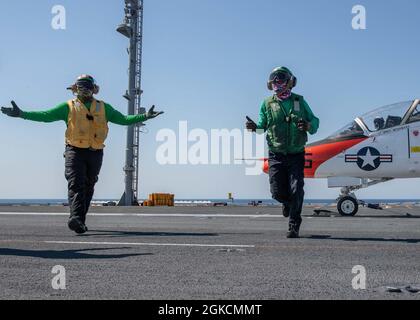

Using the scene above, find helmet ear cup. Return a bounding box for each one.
[267,81,273,91]
[93,85,100,95]
[288,75,297,89]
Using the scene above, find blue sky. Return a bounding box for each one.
[0,0,419,200]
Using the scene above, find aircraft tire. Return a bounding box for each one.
[337,196,359,217]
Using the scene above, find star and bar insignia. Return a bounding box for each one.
[345,147,393,171]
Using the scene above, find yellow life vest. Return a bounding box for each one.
[65,99,109,150]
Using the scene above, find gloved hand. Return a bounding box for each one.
[297,118,310,132]
[146,105,164,120]
[1,101,23,118]
[246,116,257,132]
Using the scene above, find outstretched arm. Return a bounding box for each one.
[105,104,164,126]
[1,101,68,123]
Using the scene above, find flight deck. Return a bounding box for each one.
[0,205,419,300]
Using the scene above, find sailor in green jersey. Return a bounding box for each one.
[246,67,319,238]
[1,75,164,234]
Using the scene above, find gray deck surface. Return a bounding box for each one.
[0,206,419,300]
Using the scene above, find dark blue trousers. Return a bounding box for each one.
[64,145,103,224]
[268,151,305,229]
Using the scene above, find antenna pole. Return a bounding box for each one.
[117,0,145,206]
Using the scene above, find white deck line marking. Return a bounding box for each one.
[0,212,284,218]
[44,240,255,248]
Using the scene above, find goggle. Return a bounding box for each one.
[269,72,290,84]
[76,79,95,90]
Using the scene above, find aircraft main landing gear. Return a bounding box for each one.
[336,178,393,217]
[337,196,359,217]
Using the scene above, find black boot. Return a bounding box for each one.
[68,217,88,234]
[287,224,300,239]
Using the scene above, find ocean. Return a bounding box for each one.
[1,199,420,206]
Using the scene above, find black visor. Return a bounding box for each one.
[76,79,95,90]
[270,72,290,83]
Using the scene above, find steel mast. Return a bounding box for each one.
[117,0,145,206]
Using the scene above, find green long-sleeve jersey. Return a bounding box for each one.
[21,100,147,125]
